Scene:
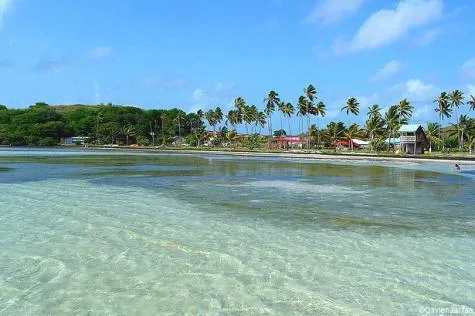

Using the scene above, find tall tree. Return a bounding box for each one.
[341,97,360,129]
[468,95,475,111]
[314,101,326,148]
[426,122,441,153]
[297,96,307,135]
[368,104,382,120]
[226,110,240,131]
[384,105,399,151]
[281,102,294,136]
[214,106,223,130]
[434,91,452,149]
[345,123,361,151]
[205,109,216,131]
[449,89,464,148]
[450,115,473,149]
[396,98,413,126]
[264,90,280,139]
[278,101,286,132]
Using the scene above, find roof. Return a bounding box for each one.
[384,137,400,144]
[399,124,422,132]
[352,138,369,145]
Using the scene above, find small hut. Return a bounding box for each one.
[399,124,428,154]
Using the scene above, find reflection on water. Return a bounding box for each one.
[0,149,474,315]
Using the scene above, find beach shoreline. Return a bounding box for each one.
[74,146,475,165]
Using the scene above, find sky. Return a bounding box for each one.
[1,0,475,129]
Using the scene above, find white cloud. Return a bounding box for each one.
[415,27,442,46]
[0,0,15,31]
[412,104,433,120]
[333,0,443,54]
[305,0,367,25]
[461,57,475,78]
[190,82,236,112]
[192,88,205,102]
[392,78,438,101]
[87,47,112,59]
[370,60,403,81]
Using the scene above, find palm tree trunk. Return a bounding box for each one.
[288,117,292,136]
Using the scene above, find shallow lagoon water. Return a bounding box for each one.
[0,148,474,315]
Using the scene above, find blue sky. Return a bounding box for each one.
[1,0,475,129]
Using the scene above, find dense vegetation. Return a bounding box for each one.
[1,85,474,152]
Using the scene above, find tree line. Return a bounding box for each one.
[1,85,474,151]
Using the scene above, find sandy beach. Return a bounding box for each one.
[85,147,475,165]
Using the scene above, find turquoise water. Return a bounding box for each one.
[0,148,474,315]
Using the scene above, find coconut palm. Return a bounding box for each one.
[122,124,135,146]
[341,97,360,128]
[255,111,267,133]
[384,105,399,151]
[281,102,294,136]
[426,122,441,153]
[345,123,361,151]
[396,98,413,126]
[205,109,216,132]
[314,101,326,148]
[173,110,186,140]
[324,121,345,149]
[226,110,240,131]
[297,96,307,135]
[233,97,246,123]
[468,95,475,111]
[264,90,280,138]
[434,91,452,149]
[278,101,286,132]
[449,115,473,148]
[449,90,464,148]
[303,84,317,103]
[364,116,384,144]
[160,114,167,145]
[243,105,258,134]
[368,104,382,120]
[215,106,223,129]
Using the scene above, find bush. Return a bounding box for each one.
[369,138,387,152]
[38,137,57,146]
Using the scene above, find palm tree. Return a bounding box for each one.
[449,90,464,148]
[242,105,257,134]
[255,111,266,133]
[396,98,413,126]
[468,95,475,111]
[426,122,441,153]
[341,97,360,130]
[278,101,286,132]
[281,102,294,136]
[368,104,382,120]
[122,124,135,146]
[160,114,167,145]
[195,109,204,146]
[345,123,361,151]
[324,121,345,150]
[314,101,326,148]
[364,116,384,144]
[95,112,103,144]
[264,90,280,140]
[233,97,246,127]
[384,105,399,151]
[205,109,216,132]
[303,84,317,103]
[434,91,452,149]
[214,106,223,130]
[173,111,186,140]
[297,96,307,135]
[450,115,473,149]
[226,110,240,131]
